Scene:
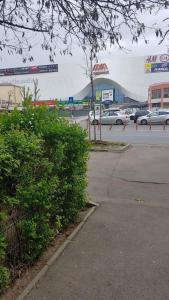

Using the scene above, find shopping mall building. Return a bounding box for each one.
[0,53,169,108]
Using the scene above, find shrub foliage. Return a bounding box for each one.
[0,107,88,291]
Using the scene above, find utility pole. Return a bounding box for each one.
[90,47,96,141]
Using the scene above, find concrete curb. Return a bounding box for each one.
[110,143,131,153]
[17,202,98,300]
[90,143,131,153]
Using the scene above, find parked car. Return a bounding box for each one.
[90,111,129,125]
[137,110,169,125]
[121,108,138,120]
[89,110,100,118]
[103,107,121,113]
[89,107,121,118]
[134,110,150,123]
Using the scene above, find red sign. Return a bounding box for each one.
[145,56,157,63]
[31,66,38,70]
[93,63,109,75]
[32,100,56,106]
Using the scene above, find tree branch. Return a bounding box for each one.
[0,20,48,32]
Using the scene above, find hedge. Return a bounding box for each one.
[0,107,89,291]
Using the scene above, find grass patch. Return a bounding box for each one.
[90,140,129,152]
[91,140,126,147]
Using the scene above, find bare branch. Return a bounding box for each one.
[0,0,168,60]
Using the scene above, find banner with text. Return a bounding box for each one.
[145,54,169,73]
[102,89,113,101]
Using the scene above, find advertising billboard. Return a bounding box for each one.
[145,54,169,73]
[102,89,113,101]
[0,64,58,76]
[96,90,102,101]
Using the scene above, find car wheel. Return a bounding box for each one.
[165,119,169,125]
[92,119,98,125]
[116,119,123,125]
[140,119,147,125]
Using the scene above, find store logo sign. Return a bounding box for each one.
[93,63,109,75]
[145,56,157,63]
[160,54,169,62]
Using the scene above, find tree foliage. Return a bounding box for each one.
[21,87,33,103]
[0,0,168,61]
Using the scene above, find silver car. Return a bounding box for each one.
[89,107,121,118]
[90,111,129,125]
[138,110,169,125]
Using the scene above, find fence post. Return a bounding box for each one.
[123,118,127,131]
[149,120,151,130]
[163,121,166,131]
[86,118,89,129]
[136,120,138,130]
[109,124,113,131]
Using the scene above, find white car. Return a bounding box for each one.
[89,107,121,118]
[90,111,129,125]
[137,110,169,125]
[89,110,100,118]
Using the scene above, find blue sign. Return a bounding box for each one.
[68,97,74,104]
[151,63,169,73]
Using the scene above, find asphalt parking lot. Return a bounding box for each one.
[80,120,169,145]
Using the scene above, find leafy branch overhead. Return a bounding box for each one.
[0,0,168,60]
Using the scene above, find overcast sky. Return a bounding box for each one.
[0,7,169,68]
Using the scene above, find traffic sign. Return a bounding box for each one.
[68,97,74,104]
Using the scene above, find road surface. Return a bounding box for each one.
[80,120,169,145]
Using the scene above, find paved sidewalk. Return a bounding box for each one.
[25,145,169,300]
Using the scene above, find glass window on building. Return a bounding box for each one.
[163,88,169,98]
[152,89,161,99]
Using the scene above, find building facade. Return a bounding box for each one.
[0,84,22,110]
[148,83,169,108]
[0,53,169,106]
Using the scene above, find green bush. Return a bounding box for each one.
[0,106,89,291]
[0,235,10,290]
[0,267,10,290]
[18,218,54,264]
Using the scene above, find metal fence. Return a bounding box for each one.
[1,212,30,286]
[0,208,58,295]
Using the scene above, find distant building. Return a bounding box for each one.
[0,83,22,110]
[148,82,169,108]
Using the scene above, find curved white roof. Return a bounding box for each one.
[74,77,141,101]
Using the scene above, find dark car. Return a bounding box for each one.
[134,110,150,123]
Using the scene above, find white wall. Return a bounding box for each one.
[105,55,169,102]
